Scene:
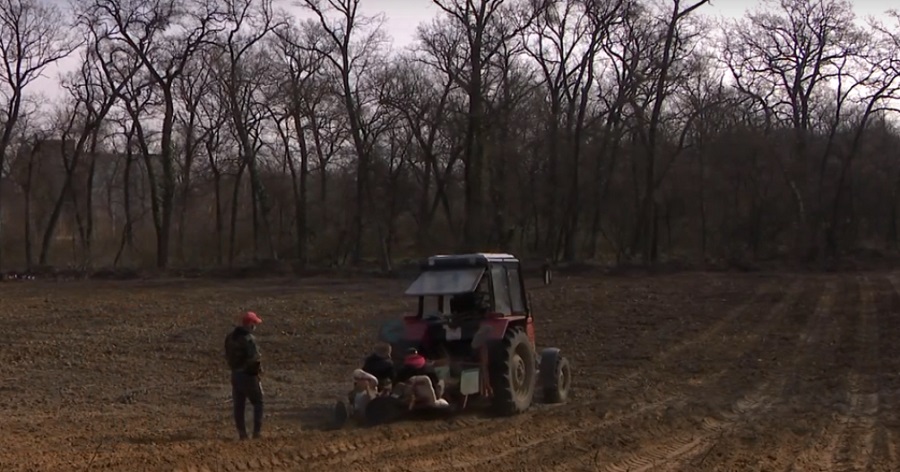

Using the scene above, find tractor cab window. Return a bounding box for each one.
[507,266,525,313]
[450,277,490,314]
[491,265,512,315]
[421,295,444,318]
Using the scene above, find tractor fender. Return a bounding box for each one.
[402,315,429,341]
[477,316,527,343]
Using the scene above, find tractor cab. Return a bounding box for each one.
[398,253,532,361]
[407,253,529,313]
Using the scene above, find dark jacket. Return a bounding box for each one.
[362,353,395,386]
[225,327,261,375]
[396,362,439,387]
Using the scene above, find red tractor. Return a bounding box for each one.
[336,253,571,427]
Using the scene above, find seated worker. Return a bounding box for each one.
[395,348,448,409]
[350,369,379,418]
[449,279,490,318]
[361,342,396,390]
[348,343,396,420]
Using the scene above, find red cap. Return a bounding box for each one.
[404,353,426,369]
[242,311,262,325]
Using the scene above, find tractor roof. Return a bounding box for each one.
[404,253,519,296]
[421,253,519,269]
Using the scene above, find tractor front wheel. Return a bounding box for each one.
[490,328,537,416]
[540,348,571,404]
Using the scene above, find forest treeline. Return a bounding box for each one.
[0,0,898,272]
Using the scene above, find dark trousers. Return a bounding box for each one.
[231,371,263,438]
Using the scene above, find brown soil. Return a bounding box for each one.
[1,271,898,471]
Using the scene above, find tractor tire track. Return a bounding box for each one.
[885,275,900,470]
[831,276,880,472]
[576,279,811,472]
[616,276,834,472]
[174,415,511,472]
[413,397,678,472]
[598,281,777,396]
[870,274,900,471]
[489,279,803,472]
[338,411,578,469]
[478,278,804,472]
[786,276,862,472]
[604,383,774,472]
[705,276,840,472]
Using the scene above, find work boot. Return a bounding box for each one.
[252,431,262,440]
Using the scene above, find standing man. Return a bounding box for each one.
[224,311,264,440]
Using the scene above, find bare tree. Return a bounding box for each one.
[379,48,459,250]
[265,21,327,266]
[301,0,390,264]
[110,104,148,267]
[305,84,348,243]
[84,0,226,268]
[5,123,51,268]
[822,12,900,256]
[723,0,865,259]
[37,15,141,267]
[431,0,551,250]
[369,93,412,272]
[173,46,217,264]
[584,0,653,259]
[523,0,624,260]
[192,71,229,265]
[213,0,280,261]
[0,0,79,268]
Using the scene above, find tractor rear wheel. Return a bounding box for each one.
[490,327,537,416]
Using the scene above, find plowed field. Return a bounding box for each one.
[2,271,899,471]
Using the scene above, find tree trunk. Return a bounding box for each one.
[417,156,432,251]
[0,91,23,269]
[338,72,369,265]
[82,132,99,268]
[114,147,135,268]
[205,136,224,266]
[544,99,561,258]
[40,137,89,266]
[156,91,177,270]
[699,149,707,259]
[178,113,198,266]
[229,163,247,266]
[23,143,36,269]
[309,113,330,234]
[289,112,310,267]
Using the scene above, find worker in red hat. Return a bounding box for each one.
[395,348,445,409]
[224,311,264,440]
